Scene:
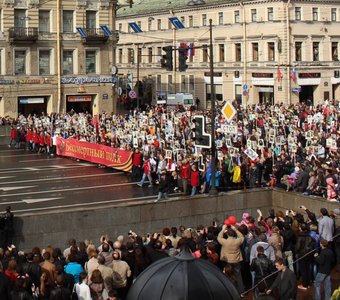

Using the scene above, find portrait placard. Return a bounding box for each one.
[244,148,259,160]
[165,150,173,159]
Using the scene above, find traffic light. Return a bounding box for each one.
[178,46,188,72]
[161,46,173,71]
[192,116,211,148]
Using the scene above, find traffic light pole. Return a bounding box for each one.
[209,19,218,196]
[173,27,177,93]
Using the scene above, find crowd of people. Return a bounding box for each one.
[0,206,339,299]
[2,100,340,200]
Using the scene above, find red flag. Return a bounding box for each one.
[277,67,282,82]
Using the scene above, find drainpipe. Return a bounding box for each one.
[56,0,61,113]
[286,0,291,104]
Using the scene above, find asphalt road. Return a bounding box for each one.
[0,145,159,215]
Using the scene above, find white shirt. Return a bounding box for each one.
[75,282,92,300]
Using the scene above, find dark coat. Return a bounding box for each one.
[0,272,10,300]
[294,170,309,192]
[49,286,71,300]
[250,254,276,286]
[316,247,334,275]
[269,268,297,300]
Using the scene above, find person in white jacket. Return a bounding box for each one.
[75,272,92,300]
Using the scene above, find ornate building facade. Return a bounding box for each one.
[0,0,115,117]
[116,0,340,108]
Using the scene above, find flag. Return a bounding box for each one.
[188,43,195,57]
[290,68,296,81]
[277,67,282,82]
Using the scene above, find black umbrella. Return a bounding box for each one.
[127,248,241,300]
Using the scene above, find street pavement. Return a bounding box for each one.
[0,145,158,215]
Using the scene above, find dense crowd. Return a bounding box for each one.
[2,100,340,200]
[0,206,339,300]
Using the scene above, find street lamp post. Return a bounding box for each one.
[209,19,218,196]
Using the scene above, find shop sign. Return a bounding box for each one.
[0,80,15,85]
[292,87,301,93]
[252,73,273,78]
[61,76,117,85]
[67,95,92,102]
[19,97,44,104]
[258,87,273,93]
[102,93,109,100]
[298,73,321,78]
[204,72,222,77]
[17,79,41,84]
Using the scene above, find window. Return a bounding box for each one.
[181,75,186,92]
[312,8,318,21]
[331,8,337,21]
[14,9,26,27]
[218,12,223,25]
[137,21,141,29]
[147,19,152,31]
[85,50,96,74]
[63,50,74,75]
[156,74,162,91]
[63,11,74,32]
[118,23,122,32]
[39,50,51,75]
[14,50,26,75]
[251,9,257,22]
[189,16,193,27]
[313,42,319,61]
[86,11,96,29]
[189,75,195,92]
[157,47,161,56]
[268,42,275,61]
[252,43,259,61]
[157,19,161,30]
[202,14,207,26]
[295,7,301,21]
[128,48,134,64]
[168,74,173,93]
[148,47,153,63]
[219,44,225,62]
[180,16,185,26]
[234,10,240,23]
[332,42,338,61]
[295,42,302,61]
[39,10,50,33]
[202,48,208,62]
[235,43,241,61]
[267,7,274,21]
[118,48,122,64]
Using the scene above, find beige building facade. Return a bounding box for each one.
[0,0,115,117]
[116,0,340,108]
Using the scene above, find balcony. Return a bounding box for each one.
[81,28,109,44]
[9,27,38,43]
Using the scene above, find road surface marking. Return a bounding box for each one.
[0,154,40,158]
[23,197,63,204]
[0,182,137,198]
[0,164,96,175]
[19,158,64,163]
[0,172,123,185]
[0,176,15,180]
[0,186,36,192]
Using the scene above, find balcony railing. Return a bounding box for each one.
[81,28,109,44]
[9,27,38,43]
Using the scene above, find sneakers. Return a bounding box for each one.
[154,199,159,203]
[297,284,308,290]
[148,184,153,188]
[137,183,143,187]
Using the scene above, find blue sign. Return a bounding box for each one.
[243,84,248,90]
[100,25,113,36]
[169,17,185,29]
[128,22,143,33]
[76,27,87,37]
[292,87,301,93]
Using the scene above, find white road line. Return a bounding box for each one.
[0,154,40,158]
[0,186,36,192]
[0,176,15,180]
[0,172,123,185]
[0,149,25,152]
[19,158,64,162]
[0,164,81,171]
[0,182,137,198]
[0,164,95,175]
[23,197,63,204]
[11,195,155,213]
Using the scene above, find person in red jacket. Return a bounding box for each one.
[137,155,153,187]
[45,132,52,155]
[132,148,143,181]
[38,131,45,153]
[180,159,190,195]
[32,129,40,152]
[9,126,16,147]
[190,164,200,196]
[25,128,33,151]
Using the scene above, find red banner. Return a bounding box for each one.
[56,137,132,172]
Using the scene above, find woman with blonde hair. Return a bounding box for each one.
[268,226,284,259]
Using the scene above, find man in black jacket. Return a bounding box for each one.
[250,246,276,296]
[267,258,297,300]
[49,275,71,300]
[0,262,10,300]
[314,239,334,300]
